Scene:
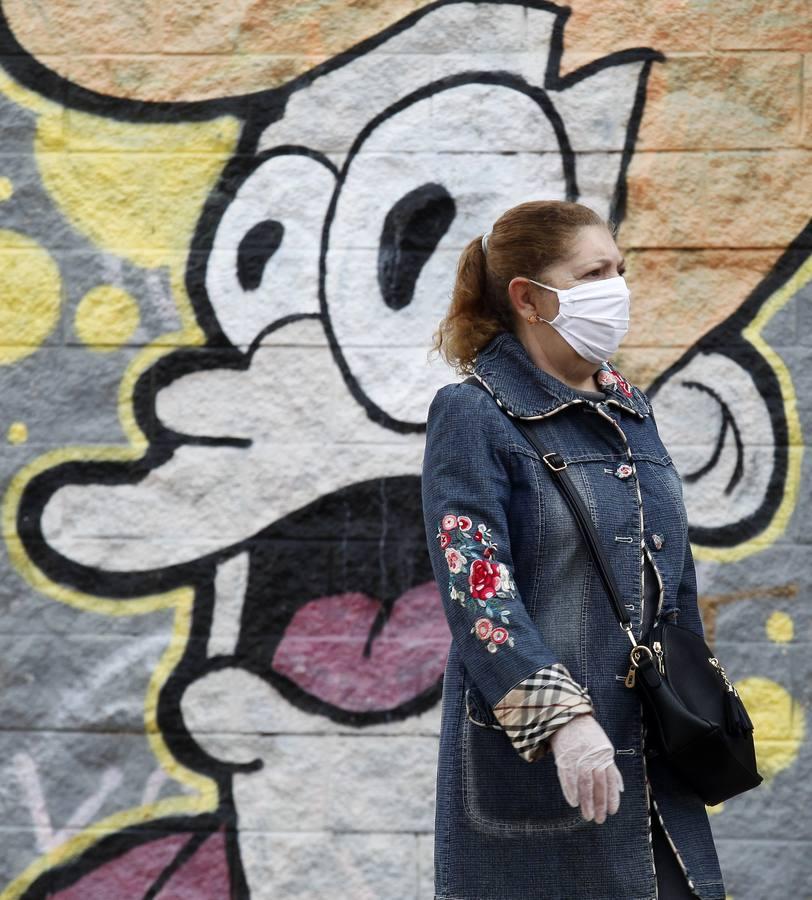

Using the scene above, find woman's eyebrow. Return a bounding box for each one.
[583,256,626,267]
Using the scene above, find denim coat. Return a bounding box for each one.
[421,331,726,900]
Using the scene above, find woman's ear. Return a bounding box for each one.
[508,278,558,324]
[507,278,535,322]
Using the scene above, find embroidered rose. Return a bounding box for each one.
[445,546,466,573]
[473,617,515,654]
[438,513,518,653]
[474,522,492,543]
[469,559,501,600]
[474,617,493,640]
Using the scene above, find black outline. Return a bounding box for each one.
[647,218,812,547]
[320,69,580,433]
[679,380,745,494]
[0,1,667,894]
[18,814,250,900]
[0,0,664,430]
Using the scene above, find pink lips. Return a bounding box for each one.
[271,582,452,712]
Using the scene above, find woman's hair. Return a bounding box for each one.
[429,200,617,375]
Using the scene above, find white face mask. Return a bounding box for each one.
[524,274,631,365]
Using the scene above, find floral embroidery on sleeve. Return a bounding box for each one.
[437,513,517,653]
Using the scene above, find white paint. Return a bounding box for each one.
[652,350,776,531]
[207,551,251,657]
[44,319,426,569]
[13,752,123,853]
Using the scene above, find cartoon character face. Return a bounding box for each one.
[202,1,654,428]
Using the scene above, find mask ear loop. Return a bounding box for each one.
[523,277,560,325]
[525,277,561,294]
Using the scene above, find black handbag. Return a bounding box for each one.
[464,374,763,805]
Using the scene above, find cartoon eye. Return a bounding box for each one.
[204,149,337,348]
[237,220,285,292]
[378,184,456,312]
[322,76,573,429]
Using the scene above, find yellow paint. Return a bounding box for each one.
[0,67,65,124]
[0,588,218,900]
[75,284,140,350]
[0,270,215,896]
[0,106,230,896]
[692,254,810,563]
[765,610,794,643]
[7,422,28,444]
[0,178,216,898]
[0,230,62,365]
[736,676,805,781]
[0,177,14,201]
[35,112,240,270]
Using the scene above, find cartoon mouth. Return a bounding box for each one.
[271,581,450,712]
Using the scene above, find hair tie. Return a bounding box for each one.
[481,230,491,255]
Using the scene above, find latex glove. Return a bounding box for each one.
[549,712,624,824]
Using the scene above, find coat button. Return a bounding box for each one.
[615,463,634,479]
[652,532,665,550]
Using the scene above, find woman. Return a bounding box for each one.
[421,201,726,900]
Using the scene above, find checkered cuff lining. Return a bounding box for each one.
[492,662,595,762]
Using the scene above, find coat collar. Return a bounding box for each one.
[471,331,651,419]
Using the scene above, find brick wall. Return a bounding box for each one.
[0,1,809,897]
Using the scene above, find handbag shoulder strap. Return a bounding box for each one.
[461,374,633,634]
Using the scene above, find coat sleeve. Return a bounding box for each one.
[421,382,594,762]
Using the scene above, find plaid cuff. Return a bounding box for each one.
[492,662,595,762]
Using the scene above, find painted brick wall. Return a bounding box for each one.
[0,1,809,897]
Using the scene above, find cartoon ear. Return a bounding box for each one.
[647,348,787,548]
[203,150,337,347]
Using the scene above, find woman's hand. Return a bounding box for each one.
[549,712,624,824]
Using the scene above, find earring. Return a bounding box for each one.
[527,313,539,324]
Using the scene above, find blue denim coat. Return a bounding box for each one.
[421,331,726,900]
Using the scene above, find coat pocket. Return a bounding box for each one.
[464,685,504,730]
[461,685,585,833]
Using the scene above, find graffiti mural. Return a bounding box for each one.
[0,0,809,897]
